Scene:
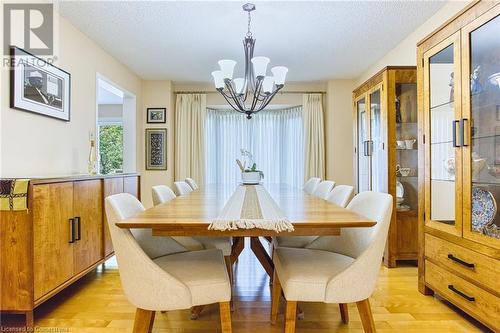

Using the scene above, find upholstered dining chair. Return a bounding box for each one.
[312,180,336,199]
[273,183,354,250]
[174,181,193,196]
[152,185,234,283]
[105,193,232,333]
[303,177,321,194]
[326,185,355,207]
[185,177,199,190]
[271,191,393,333]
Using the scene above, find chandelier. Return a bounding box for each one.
[211,3,288,119]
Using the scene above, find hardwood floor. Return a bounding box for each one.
[1,238,491,332]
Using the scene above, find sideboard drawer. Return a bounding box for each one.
[425,260,500,331]
[425,234,499,294]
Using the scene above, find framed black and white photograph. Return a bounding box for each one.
[145,128,167,170]
[10,46,71,121]
[147,107,166,123]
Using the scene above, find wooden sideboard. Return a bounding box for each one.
[0,174,140,327]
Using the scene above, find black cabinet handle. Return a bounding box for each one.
[448,285,475,302]
[75,216,81,241]
[69,218,75,243]
[447,254,475,269]
[460,118,469,147]
[452,120,460,147]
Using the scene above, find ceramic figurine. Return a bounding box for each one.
[449,72,454,102]
[471,65,483,94]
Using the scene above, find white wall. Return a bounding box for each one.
[356,1,470,85]
[325,80,357,185]
[141,80,175,207]
[0,15,142,178]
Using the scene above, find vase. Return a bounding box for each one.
[241,171,261,185]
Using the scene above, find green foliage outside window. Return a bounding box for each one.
[99,125,123,174]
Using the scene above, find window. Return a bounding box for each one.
[98,123,123,174]
[205,106,304,187]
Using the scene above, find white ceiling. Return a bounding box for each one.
[58,1,446,83]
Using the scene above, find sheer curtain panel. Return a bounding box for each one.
[205,106,304,187]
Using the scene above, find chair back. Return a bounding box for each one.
[174,181,193,196]
[303,177,321,194]
[152,185,177,206]
[313,180,335,199]
[104,193,190,310]
[326,185,354,208]
[185,177,199,190]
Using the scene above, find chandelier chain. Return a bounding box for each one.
[246,11,252,38]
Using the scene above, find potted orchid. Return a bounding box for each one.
[237,149,264,184]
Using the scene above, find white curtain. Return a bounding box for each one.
[205,106,304,187]
[303,93,325,181]
[175,94,206,183]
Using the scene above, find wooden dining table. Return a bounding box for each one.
[117,183,376,279]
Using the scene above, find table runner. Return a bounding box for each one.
[209,185,294,232]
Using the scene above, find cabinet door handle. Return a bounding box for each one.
[69,218,75,243]
[447,254,475,269]
[461,118,469,147]
[368,140,374,156]
[452,120,460,147]
[448,285,475,302]
[75,216,81,241]
[363,141,368,156]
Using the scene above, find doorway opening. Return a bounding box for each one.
[96,75,136,174]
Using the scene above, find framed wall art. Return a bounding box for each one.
[147,107,166,123]
[145,128,167,170]
[10,46,71,121]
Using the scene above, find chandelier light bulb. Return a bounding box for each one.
[218,60,237,80]
[251,56,270,78]
[211,70,225,89]
[271,66,288,85]
[233,78,245,95]
[262,76,275,94]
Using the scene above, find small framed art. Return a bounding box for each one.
[147,107,166,123]
[145,128,167,170]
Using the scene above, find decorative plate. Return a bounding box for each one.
[396,181,404,198]
[471,187,497,232]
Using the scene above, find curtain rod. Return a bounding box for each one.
[174,91,326,94]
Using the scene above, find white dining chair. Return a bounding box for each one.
[326,185,355,207]
[303,177,321,194]
[185,177,199,190]
[105,193,232,333]
[312,180,336,199]
[273,184,354,250]
[271,191,393,333]
[152,185,233,277]
[152,185,177,205]
[174,181,193,196]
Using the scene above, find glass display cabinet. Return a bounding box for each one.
[353,66,418,267]
[418,2,500,331]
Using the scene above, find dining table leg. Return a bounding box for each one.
[250,237,274,278]
[231,237,245,264]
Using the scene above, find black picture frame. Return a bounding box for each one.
[146,107,166,123]
[10,46,71,121]
[145,128,167,170]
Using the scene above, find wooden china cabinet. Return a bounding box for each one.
[353,66,418,267]
[418,1,500,330]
